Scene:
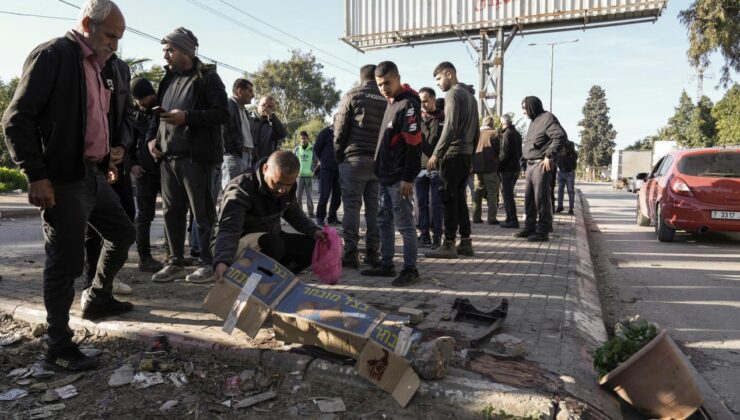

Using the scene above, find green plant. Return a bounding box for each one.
[0,167,27,193]
[593,317,659,377]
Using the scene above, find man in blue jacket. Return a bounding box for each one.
[313,121,342,226]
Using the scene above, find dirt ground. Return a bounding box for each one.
[0,312,481,420]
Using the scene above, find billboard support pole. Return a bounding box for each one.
[478,30,490,119]
[495,27,504,118]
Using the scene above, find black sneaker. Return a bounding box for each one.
[418,236,432,248]
[568,209,574,215]
[363,250,382,267]
[513,229,534,238]
[138,256,164,273]
[327,218,342,226]
[360,266,396,277]
[81,297,134,321]
[554,207,564,213]
[45,346,99,372]
[500,221,520,229]
[431,236,441,249]
[473,219,483,224]
[342,251,360,269]
[392,268,420,287]
[487,219,500,225]
[527,232,549,242]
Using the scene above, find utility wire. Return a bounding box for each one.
[185,0,357,76]
[0,10,73,20]
[218,0,358,69]
[55,0,249,75]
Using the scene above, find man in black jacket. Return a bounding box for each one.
[250,96,287,162]
[334,64,387,269]
[472,117,501,225]
[147,27,229,284]
[515,96,566,241]
[498,113,523,228]
[222,78,255,189]
[425,62,480,259]
[313,122,342,226]
[130,77,166,273]
[360,61,422,287]
[2,0,135,371]
[556,140,578,214]
[416,87,444,249]
[212,150,326,279]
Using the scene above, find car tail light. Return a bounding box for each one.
[670,177,694,197]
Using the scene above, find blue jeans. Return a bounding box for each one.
[378,182,417,270]
[221,150,253,190]
[415,170,443,240]
[557,170,576,210]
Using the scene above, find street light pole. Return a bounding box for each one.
[528,39,579,112]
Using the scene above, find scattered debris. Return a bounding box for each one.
[314,397,347,413]
[28,403,66,420]
[30,362,56,379]
[7,367,28,378]
[131,372,164,389]
[159,400,178,411]
[79,346,102,357]
[222,375,241,397]
[138,358,156,372]
[108,364,135,387]
[55,384,78,399]
[234,390,277,409]
[167,371,188,388]
[40,389,60,403]
[0,388,28,401]
[31,323,47,338]
[145,334,170,355]
[411,336,456,379]
[489,333,526,357]
[0,331,23,346]
[30,373,83,391]
[398,307,425,325]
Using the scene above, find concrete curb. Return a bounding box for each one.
[1,300,572,418]
[0,207,40,219]
[555,189,622,419]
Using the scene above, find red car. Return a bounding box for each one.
[636,148,740,242]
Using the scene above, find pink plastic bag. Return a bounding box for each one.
[312,225,343,285]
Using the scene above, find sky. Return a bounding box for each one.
[0,0,734,150]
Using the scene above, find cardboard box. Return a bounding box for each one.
[203,248,422,407]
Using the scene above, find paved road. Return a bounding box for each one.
[581,182,740,416]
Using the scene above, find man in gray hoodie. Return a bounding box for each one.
[425,62,479,259]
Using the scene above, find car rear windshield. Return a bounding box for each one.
[677,152,740,178]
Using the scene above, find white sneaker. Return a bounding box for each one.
[185,266,215,284]
[113,278,133,295]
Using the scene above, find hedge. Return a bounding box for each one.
[0,167,26,193]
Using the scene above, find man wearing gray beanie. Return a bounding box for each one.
[146,27,228,284]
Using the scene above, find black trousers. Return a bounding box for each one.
[134,173,162,258]
[161,158,217,266]
[499,171,519,223]
[84,164,134,284]
[439,153,472,240]
[316,168,341,224]
[524,162,553,234]
[258,232,315,274]
[43,163,135,351]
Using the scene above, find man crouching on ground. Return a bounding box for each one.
[212,150,327,279]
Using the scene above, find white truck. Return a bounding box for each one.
[611,150,653,189]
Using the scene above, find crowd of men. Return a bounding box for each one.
[1,0,578,372]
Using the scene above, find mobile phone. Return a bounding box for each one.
[152,106,167,115]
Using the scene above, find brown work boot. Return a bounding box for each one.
[424,238,457,259]
[456,237,474,257]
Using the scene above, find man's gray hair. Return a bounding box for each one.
[78,0,116,25]
[500,113,513,126]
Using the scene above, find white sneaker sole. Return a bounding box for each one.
[184,275,215,284]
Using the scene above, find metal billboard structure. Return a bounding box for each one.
[343,0,667,118]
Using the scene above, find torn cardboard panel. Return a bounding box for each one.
[203,248,422,407]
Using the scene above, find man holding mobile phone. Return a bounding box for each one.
[146,27,229,284]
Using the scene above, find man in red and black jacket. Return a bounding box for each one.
[360,61,422,287]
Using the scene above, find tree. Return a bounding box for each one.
[624,137,654,151]
[124,57,165,88]
[666,91,695,147]
[711,84,740,146]
[578,86,617,168]
[686,95,717,147]
[679,1,740,87]
[252,50,341,135]
[283,118,328,151]
[0,77,20,167]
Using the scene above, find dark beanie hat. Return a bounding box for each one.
[131,77,155,100]
[162,27,199,58]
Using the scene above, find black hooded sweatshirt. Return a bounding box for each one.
[521,96,566,161]
[374,84,422,185]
